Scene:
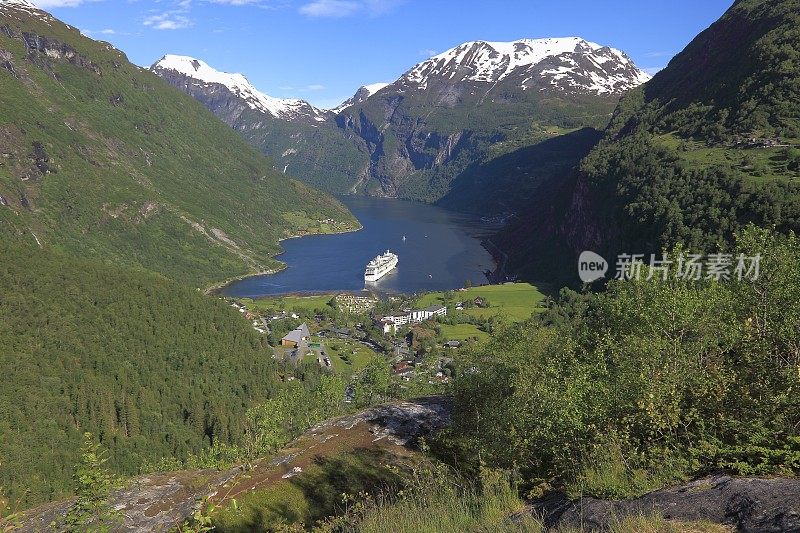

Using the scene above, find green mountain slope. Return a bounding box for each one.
[0,234,284,508]
[499,0,800,281]
[0,4,356,287]
[338,84,617,208]
[151,38,650,213]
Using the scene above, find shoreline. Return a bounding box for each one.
[203,221,364,296]
[204,198,508,299]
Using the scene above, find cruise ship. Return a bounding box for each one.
[364,250,398,282]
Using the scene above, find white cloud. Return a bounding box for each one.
[144,12,193,30]
[299,0,402,18]
[207,0,264,4]
[140,0,275,31]
[142,0,194,30]
[299,0,358,17]
[32,0,98,7]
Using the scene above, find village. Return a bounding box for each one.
[223,283,545,392]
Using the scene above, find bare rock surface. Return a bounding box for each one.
[527,475,800,532]
[15,397,451,532]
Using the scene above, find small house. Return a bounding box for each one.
[281,323,310,348]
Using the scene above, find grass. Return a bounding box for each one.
[213,449,406,532]
[240,294,335,314]
[655,133,800,183]
[438,323,490,342]
[350,469,730,533]
[213,481,312,531]
[313,337,379,375]
[417,283,547,322]
[353,471,539,533]
[212,470,732,533]
[566,444,689,500]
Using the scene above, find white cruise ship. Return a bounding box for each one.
[364,250,398,282]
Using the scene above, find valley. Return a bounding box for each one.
[1,0,800,531]
[219,195,499,298]
[151,37,650,215]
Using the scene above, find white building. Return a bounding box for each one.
[378,305,447,334]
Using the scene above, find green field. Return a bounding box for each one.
[311,336,380,375]
[417,283,547,322]
[655,133,800,184]
[438,323,490,342]
[240,294,335,314]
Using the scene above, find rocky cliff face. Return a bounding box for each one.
[150,38,650,208]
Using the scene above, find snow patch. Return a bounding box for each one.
[330,81,390,113]
[152,54,326,121]
[0,0,51,20]
[362,82,389,97]
[404,36,651,95]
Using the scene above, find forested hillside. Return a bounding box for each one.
[0,3,356,287]
[499,0,800,281]
[0,235,284,507]
[445,226,800,500]
[0,1,359,514]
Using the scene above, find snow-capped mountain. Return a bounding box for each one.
[152,37,652,204]
[332,82,389,113]
[401,37,650,95]
[1,0,37,11]
[151,55,328,123]
[0,0,51,20]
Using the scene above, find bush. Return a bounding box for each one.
[447,227,800,496]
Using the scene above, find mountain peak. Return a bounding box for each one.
[0,0,37,9]
[151,54,327,122]
[0,0,50,18]
[404,36,651,95]
[331,82,389,113]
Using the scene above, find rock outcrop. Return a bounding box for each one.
[15,397,452,533]
[526,475,800,533]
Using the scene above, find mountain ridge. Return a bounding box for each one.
[152,36,650,209]
[0,3,356,286]
[401,36,651,94]
[151,54,330,123]
[331,82,390,113]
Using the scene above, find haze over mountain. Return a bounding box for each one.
[152,37,651,211]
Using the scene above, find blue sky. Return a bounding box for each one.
[35,0,734,109]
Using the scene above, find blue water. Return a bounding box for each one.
[221,196,497,297]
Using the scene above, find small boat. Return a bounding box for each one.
[402,235,406,241]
